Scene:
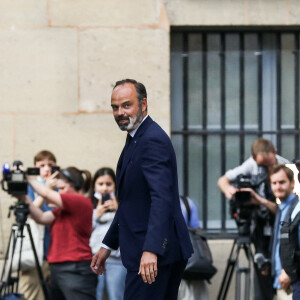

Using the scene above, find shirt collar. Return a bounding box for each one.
[128,115,148,138]
[279,193,296,211]
[37,176,46,184]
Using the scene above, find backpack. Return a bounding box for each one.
[181,196,217,281]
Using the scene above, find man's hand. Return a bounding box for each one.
[239,188,262,205]
[224,185,238,200]
[217,176,237,200]
[45,171,58,190]
[278,269,291,291]
[90,247,111,275]
[95,204,109,218]
[138,251,157,284]
[239,187,278,214]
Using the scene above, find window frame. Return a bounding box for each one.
[171,27,300,238]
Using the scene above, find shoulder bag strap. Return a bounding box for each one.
[181,195,191,225]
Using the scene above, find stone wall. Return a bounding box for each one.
[1,1,299,299]
[0,0,170,256]
[164,0,300,26]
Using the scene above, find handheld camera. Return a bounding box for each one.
[1,161,39,195]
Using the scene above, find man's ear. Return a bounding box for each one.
[274,148,278,154]
[142,98,147,114]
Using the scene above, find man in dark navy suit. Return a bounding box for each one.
[91,79,193,299]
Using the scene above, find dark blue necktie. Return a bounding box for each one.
[118,134,131,173]
[123,133,132,157]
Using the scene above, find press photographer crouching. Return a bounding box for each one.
[15,167,97,300]
[217,138,289,300]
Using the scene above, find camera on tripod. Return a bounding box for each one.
[230,172,269,235]
[1,160,39,196]
[230,174,258,219]
[234,175,254,204]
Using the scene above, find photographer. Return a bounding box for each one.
[217,138,289,300]
[16,167,97,300]
[19,150,58,300]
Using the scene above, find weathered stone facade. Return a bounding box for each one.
[0,1,299,298]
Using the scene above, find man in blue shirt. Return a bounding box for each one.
[269,165,296,299]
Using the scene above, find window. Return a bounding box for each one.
[171,28,300,236]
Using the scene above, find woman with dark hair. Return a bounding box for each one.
[20,166,97,300]
[89,167,126,300]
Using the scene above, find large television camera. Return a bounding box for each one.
[230,171,269,236]
[1,160,39,195]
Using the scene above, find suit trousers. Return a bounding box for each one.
[124,260,187,300]
[292,281,300,300]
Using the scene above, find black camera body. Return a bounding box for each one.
[51,166,60,174]
[234,175,253,204]
[1,161,39,195]
[230,171,269,236]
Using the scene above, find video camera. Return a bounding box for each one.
[1,161,39,195]
[230,171,269,235]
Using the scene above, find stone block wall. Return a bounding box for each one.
[0,0,170,256]
[164,0,300,26]
[1,1,299,298]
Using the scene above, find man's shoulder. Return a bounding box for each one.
[145,119,169,140]
[225,157,257,180]
[276,154,290,164]
[291,199,300,222]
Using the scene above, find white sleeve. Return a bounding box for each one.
[225,157,256,182]
[101,243,113,251]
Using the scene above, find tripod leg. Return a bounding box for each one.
[235,243,250,300]
[0,225,21,295]
[240,243,252,300]
[0,227,17,296]
[25,223,50,300]
[217,239,240,300]
[235,262,241,300]
[0,226,15,282]
[244,246,251,300]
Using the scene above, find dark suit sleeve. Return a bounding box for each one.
[140,134,175,256]
[102,209,120,250]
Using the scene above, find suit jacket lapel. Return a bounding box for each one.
[116,116,153,189]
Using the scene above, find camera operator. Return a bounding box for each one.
[217,138,289,300]
[19,150,58,300]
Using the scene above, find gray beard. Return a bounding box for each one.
[117,105,144,132]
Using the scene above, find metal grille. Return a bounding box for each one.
[171,28,300,236]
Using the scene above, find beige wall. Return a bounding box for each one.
[1,1,300,298]
[164,0,300,26]
[0,0,170,256]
